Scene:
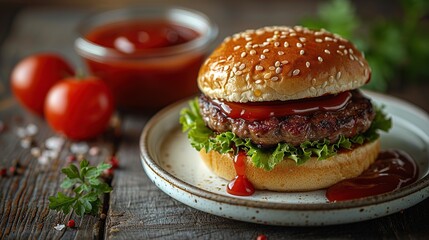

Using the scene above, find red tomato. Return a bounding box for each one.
[10,53,74,115]
[44,77,114,140]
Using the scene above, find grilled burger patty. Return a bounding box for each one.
[199,90,375,147]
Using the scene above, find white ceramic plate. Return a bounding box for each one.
[140,91,429,226]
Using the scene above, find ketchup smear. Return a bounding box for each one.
[326,149,419,202]
[227,150,255,196]
[212,91,352,121]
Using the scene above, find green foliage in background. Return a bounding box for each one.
[301,0,429,91]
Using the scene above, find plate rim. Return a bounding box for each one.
[140,91,429,211]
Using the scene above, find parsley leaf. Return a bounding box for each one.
[49,159,112,216]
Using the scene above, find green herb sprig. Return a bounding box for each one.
[301,0,429,91]
[49,160,112,216]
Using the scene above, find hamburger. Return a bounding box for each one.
[180,26,391,192]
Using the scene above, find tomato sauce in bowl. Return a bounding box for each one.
[75,7,217,111]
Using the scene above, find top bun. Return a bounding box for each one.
[198,26,371,102]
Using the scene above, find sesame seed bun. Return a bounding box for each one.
[198,26,371,102]
[200,138,380,191]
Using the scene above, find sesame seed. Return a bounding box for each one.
[318,56,323,62]
[306,61,310,68]
[349,54,354,60]
[324,49,331,54]
[232,66,237,72]
[284,41,289,47]
[264,73,271,79]
[315,38,323,43]
[359,61,364,67]
[292,69,300,76]
[254,89,262,97]
[235,70,243,76]
[255,79,262,84]
[281,60,289,65]
[250,50,256,55]
[300,49,305,55]
[296,42,303,48]
[255,65,264,71]
[275,67,282,74]
[299,37,306,42]
[218,59,226,63]
[310,86,317,92]
[336,71,342,80]
[275,61,281,67]
[278,51,284,56]
[263,49,269,53]
[271,76,279,81]
[234,46,241,50]
[325,36,333,41]
[245,37,252,41]
[289,33,297,37]
[239,63,246,70]
[312,78,317,85]
[336,50,344,56]
[344,49,348,55]
[274,42,280,47]
[227,55,233,61]
[241,52,247,58]
[339,45,346,49]
[314,31,323,36]
[260,54,266,59]
[349,48,354,54]
[269,66,275,70]
[224,65,230,71]
[252,44,258,48]
[329,75,335,83]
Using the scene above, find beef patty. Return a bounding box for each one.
[199,90,375,147]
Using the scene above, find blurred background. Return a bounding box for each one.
[0,0,428,110]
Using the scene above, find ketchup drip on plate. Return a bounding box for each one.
[213,91,352,121]
[326,149,419,202]
[227,150,255,196]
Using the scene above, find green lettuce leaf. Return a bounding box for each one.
[180,98,391,171]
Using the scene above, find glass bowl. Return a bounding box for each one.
[75,6,218,111]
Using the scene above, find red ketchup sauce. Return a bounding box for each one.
[83,20,202,110]
[326,149,419,202]
[227,150,255,196]
[212,91,352,120]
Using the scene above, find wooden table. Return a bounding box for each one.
[1,3,429,239]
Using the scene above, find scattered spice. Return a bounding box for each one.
[66,155,77,163]
[70,142,89,155]
[109,156,119,169]
[0,168,7,177]
[67,219,75,228]
[0,120,6,133]
[89,146,100,156]
[257,234,268,240]
[54,224,65,231]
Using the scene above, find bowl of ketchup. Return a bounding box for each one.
[75,6,218,111]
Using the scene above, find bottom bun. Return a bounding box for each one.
[200,139,380,192]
